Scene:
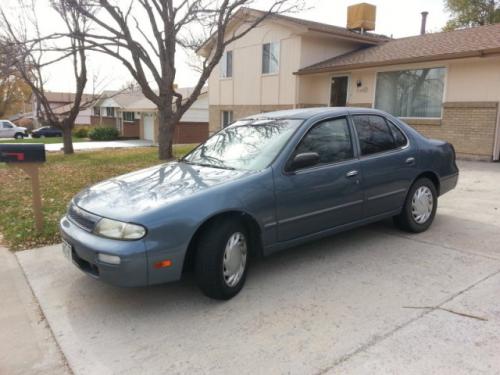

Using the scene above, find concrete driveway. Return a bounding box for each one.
[44,139,154,152]
[16,161,500,374]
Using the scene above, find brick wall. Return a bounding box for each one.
[122,120,140,138]
[407,102,499,160]
[346,103,373,108]
[209,105,293,134]
[210,102,500,159]
[173,122,208,144]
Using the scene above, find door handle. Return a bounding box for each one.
[346,170,359,177]
[405,157,416,165]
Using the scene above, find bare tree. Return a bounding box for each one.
[64,0,302,159]
[0,0,93,154]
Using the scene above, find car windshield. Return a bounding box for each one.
[182,118,302,171]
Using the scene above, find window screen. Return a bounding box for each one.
[262,42,280,74]
[375,68,445,118]
[220,50,233,78]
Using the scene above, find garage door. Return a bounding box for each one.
[143,114,154,141]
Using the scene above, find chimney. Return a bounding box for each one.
[420,11,428,35]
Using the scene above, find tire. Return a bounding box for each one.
[394,177,437,233]
[195,218,249,300]
[14,133,24,139]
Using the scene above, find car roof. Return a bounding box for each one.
[242,107,387,120]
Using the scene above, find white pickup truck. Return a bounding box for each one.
[0,120,28,139]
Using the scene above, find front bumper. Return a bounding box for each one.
[60,216,149,287]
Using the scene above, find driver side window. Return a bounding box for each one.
[294,117,354,166]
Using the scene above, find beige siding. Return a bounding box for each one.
[297,55,500,108]
[446,57,500,102]
[209,21,301,107]
[299,35,360,69]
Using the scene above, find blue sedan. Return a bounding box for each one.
[60,108,458,299]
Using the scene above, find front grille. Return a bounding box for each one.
[67,203,100,232]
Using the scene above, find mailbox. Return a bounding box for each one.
[1,143,46,231]
[0,144,46,163]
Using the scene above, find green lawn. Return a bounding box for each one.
[0,145,196,250]
[0,136,88,144]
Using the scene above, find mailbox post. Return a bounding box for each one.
[0,144,46,232]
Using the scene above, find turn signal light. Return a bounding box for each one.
[154,260,172,269]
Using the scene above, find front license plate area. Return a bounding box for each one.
[62,240,73,261]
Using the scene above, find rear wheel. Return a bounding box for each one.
[394,177,437,233]
[14,133,24,139]
[195,218,249,300]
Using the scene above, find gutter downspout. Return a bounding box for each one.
[493,102,500,161]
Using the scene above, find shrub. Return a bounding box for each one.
[73,128,88,138]
[88,127,119,141]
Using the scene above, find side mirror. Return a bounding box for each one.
[289,152,320,171]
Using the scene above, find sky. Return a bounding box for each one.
[3,0,451,93]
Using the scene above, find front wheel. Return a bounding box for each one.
[394,177,437,233]
[14,133,24,139]
[195,219,249,300]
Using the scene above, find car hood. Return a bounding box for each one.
[73,162,253,220]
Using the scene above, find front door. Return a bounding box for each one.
[274,116,363,242]
[330,76,349,107]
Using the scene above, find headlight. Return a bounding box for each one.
[94,218,146,240]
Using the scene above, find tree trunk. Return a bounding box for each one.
[157,105,176,160]
[62,126,74,155]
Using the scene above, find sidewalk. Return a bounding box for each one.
[45,139,154,152]
[0,246,70,375]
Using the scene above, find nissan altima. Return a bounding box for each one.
[60,108,458,300]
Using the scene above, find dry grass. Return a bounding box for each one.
[0,145,195,250]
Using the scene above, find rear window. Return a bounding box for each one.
[353,115,394,155]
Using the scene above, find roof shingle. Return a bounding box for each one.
[297,23,500,74]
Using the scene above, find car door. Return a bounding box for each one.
[274,116,363,242]
[0,122,6,138]
[351,114,416,218]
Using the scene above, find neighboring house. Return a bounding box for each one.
[32,92,93,127]
[91,90,144,138]
[200,6,500,161]
[93,88,209,143]
[9,112,34,130]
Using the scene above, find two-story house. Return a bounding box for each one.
[200,6,500,161]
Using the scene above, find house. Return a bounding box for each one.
[200,6,500,161]
[92,88,209,143]
[91,90,144,138]
[32,91,94,127]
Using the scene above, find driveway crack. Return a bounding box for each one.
[402,306,488,321]
[315,268,500,375]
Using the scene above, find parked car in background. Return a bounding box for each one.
[31,126,63,138]
[60,108,459,300]
[0,120,28,139]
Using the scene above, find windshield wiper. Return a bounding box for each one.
[181,160,235,170]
